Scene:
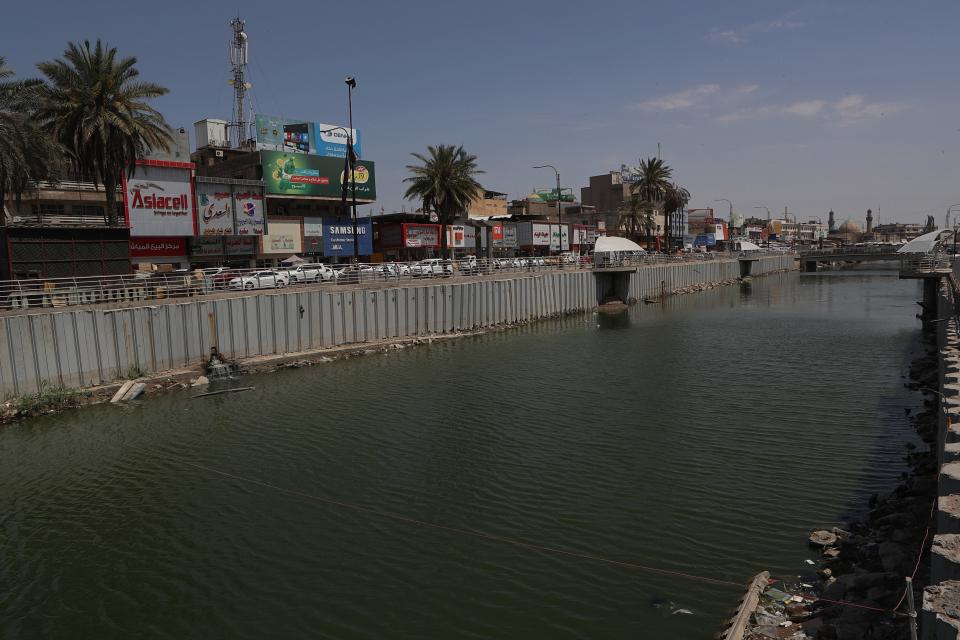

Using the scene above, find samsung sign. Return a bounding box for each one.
[322,216,372,256]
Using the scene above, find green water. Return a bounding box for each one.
[0,270,924,638]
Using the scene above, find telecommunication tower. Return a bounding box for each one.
[227,18,251,147]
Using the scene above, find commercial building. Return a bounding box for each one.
[191,113,378,266]
[766,219,828,244]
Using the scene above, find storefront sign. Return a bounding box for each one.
[225,236,256,255]
[124,162,195,237]
[323,216,372,256]
[130,236,188,257]
[491,225,503,242]
[233,189,266,236]
[404,224,439,248]
[497,223,518,248]
[261,150,376,200]
[190,236,224,257]
[446,225,466,248]
[303,216,323,237]
[195,182,235,236]
[260,221,303,255]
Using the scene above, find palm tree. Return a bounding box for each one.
[620,157,691,250]
[663,183,690,252]
[403,145,484,258]
[0,57,61,218]
[35,40,172,226]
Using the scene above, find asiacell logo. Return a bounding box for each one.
[130,182,189,212]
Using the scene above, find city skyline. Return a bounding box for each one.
[2,0,957,223]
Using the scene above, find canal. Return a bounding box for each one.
[0,269,924,639]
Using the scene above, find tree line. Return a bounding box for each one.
[0,40,172,226]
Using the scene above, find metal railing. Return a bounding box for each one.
[900,253,954,276]
[0,252,789,313]
[798,245,900,258]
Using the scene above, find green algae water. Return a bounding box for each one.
[0,270,924,638]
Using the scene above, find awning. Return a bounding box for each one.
[594,236,646,253]
[281,254,306,265]
[897,230,951,254]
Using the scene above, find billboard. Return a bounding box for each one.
[195,182,235,236]
[261,151,376,201]
[254,114,362,158]
[323,217,373,256]
[500,223,517,248]
[550,224,570,251]
[123,162,195,237]
[260,221,303,256]
[225,236,255,255]
[446,225,466,248]
[404,224,439,248]
[491,224,503,242]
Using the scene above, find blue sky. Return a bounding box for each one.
[2,0,958,224]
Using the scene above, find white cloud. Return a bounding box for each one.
[708,12,806,44]
[716,95,902,124]
[631,84,720,111]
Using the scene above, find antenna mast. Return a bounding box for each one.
[228,17,250,148]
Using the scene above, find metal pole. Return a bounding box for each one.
[905,576,918,640]
[556,169,563,269]
[347,82,358,265]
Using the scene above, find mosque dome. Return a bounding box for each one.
[838,220,862,234]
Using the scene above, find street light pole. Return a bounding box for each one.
[345,76,358,264]
[534,164,562,267]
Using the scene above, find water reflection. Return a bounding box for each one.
[596,305,630,329]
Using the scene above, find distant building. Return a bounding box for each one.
[467,190,508,219]
[767,219,828,244]
[580,171,630,232]
[872,222,928,243]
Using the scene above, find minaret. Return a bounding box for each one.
[866,208,873,234]
[828,210,835,234]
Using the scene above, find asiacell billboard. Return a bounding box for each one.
[254,114,362,159]
[123,161,195,237]
[261,151,376,201]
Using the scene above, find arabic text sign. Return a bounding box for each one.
[261,151,376,200]
[124,163,195,237]
[195,182,235,236]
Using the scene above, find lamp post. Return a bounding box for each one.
[345,76,358,264]
[534,164,563,266]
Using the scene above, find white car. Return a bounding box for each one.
[411,259,453,277]
[228,270,289,290]
[286,263,335,283]
[376,262,411,278]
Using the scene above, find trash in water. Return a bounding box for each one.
[764,587,793,604]
[671,608,694,616]
[804,559,815,565]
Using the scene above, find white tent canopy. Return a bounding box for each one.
[594,236,646,253]
[897,230,950,254]
[734,240,761,251]
[281,255,306,265]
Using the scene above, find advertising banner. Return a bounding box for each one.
[463,225,476,249]
[532,223,551,246]
[233,188,266,236]
[254,114,362,158]
[124,162,195,237]
[195,182,235,236]
[303,216,324,237]
[323,217,373,256]
[491,225,503,242]
[550,224,570,251]
[500,223,517,248]
[261,151,376,201]
[130,237,187,257]
[404,224,439,248]
[572,226,590,245]
[225,236,256,255]
[446,225,466,248]
[261,221,303,255]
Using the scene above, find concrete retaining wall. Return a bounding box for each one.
[0,255,794,398]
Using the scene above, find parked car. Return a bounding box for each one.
[458,256,479,275]
[228,270,289,290]
[332,264,377,283]
[376,262,411,278]
[411,259,453,277]
[285,263,335,283]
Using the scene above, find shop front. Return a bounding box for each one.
[130,237,189,271]
[517,222,569,255]
[377,223,441,260]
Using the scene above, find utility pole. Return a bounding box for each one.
[227,18,250,148]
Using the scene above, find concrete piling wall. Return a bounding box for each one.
[0,255,794,398]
